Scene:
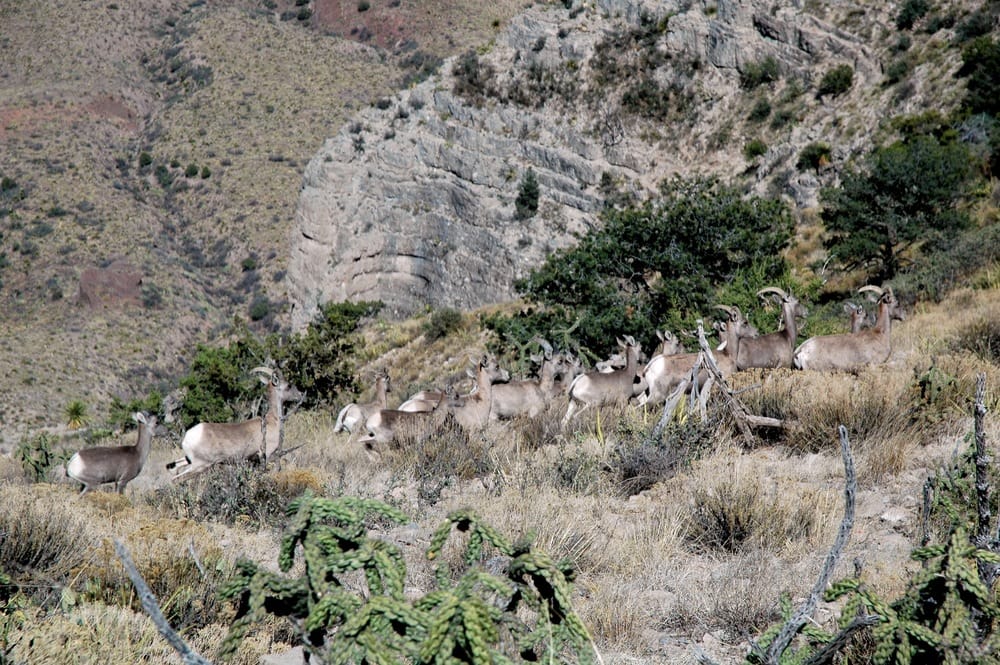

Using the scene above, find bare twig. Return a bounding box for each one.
[113,539,214,665]
[188,539,206,578]
[756,425,858,664]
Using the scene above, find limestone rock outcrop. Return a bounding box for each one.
[288,0,935,327]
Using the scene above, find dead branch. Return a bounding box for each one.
[757,425,858,664]
[113,539,214,665]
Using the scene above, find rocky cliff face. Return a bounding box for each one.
[288,0,961,328]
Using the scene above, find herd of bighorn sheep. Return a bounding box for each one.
[64,286,904,493]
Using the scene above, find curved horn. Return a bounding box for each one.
[858,285,884,298]
[250,366,275,376]
[713,304,738,320]
[756,286,788,301]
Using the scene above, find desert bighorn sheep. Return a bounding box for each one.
[360,354,509,446]
[736,287,807,370]
[66,411,157,495]
[166,367,303,480]
[793,285,905,371]
[447,354,511,429]
[333,370,391,434]
[637,308,758,406]
[845,302,867,333]
[490,340,563,419]
[562,336,642,427]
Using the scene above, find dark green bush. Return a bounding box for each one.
[955,10,995,43]
[514,168,540,219]
[816,64,853,98]
[748,98,771,122]
[743,138,768,160]
[796,142,831,171]
[740,56,780,90]
[423,307,463,341]
[883,58,911,86]
[200,165,211,179]
[489,176,794,359]
[248,296,270,321]
[895,0,930,30]
[821,134,974,280]
[184,163,198,177]
[452,50,496,106]
[958,37,1000,116]
[138,151,153,168]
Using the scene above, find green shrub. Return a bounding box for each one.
[895,0,929,30]
[199,165,211,179]
[743,138,768,160]
[740,56,780,90]
[248,296,270,321]
[357,0,370,11]
[796,142,831,171]
[452,50,496,106]
[816,64,853,98]
[958,37,1000,116]
[184,163,198,177]
[493,176,794,359]
[883,58,910,85]
[138,151,152,168]
[821,134,973,280]
[748,98,771,122]
[423,307,463,341]
[514,168,539,219]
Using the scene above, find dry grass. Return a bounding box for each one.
[1,281,998,663]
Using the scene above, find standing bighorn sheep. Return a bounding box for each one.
[793,285,905,371]
[66,411,157,495]
[333,370,391,434]
[166,367,303,480]
[490,341,564,419]
[447,354,511,429]
[562,336,643,427]
[736,287,807,370]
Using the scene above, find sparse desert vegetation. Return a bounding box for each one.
[2,0,1000,663]
[1,283,999,663]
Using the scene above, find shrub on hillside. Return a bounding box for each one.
[743,138,767,160]
[487,176,794,360]
[796,141,831,171]
[816,64,853,98]
[821,133,974,281]
[895,0,930,30]
[740,56,780,90]
[422,307,463,341]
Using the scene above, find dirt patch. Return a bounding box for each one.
[77,259,143,309]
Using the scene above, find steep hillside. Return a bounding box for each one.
[288,0,974,324]
[0,0,525,446]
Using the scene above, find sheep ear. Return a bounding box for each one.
[133,412,145,423]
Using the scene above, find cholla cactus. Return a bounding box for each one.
[220,496,597,664]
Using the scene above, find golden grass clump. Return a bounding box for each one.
[681,459,834,554]
[0,484,90,583]
[72,518,230,631]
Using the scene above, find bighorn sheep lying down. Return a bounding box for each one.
[793,285,905,371]
[736,287,807,370]
[166,367,303,480]
[333,370,390,434]
[637,308,758,406]
[66,412,157,495]
[562,336,642,427]
[360,354,509,446]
